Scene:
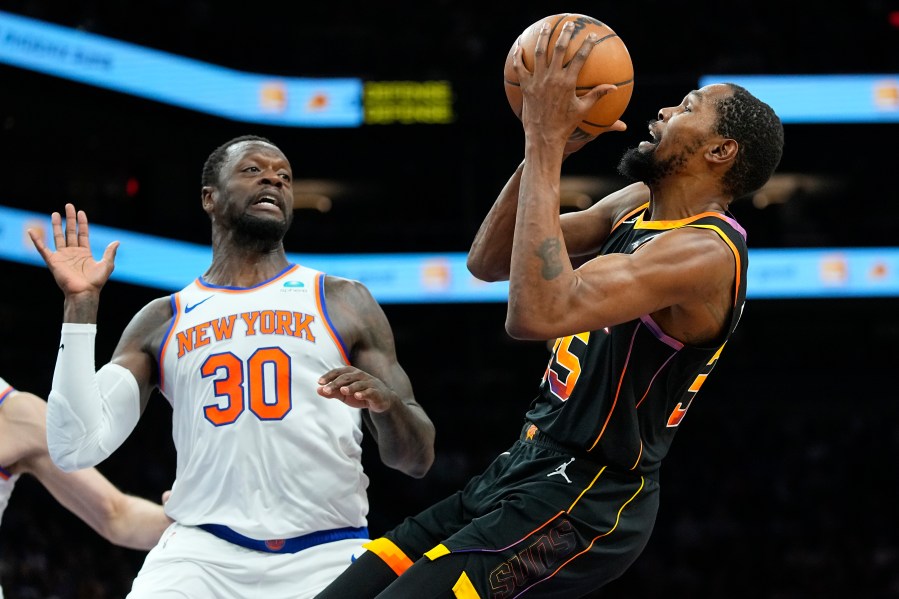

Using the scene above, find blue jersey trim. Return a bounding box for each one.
[198,523,368,554]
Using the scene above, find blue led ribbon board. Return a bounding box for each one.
[699,74,899,124]
[3,205,898,302]
[0,10,363,127]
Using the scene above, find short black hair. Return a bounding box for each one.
[715,84,784,199]
[201,134,276,187]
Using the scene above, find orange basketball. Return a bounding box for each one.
[503,13,634,136]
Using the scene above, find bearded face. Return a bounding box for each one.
[232,210,293,248]
[616,142,690,186]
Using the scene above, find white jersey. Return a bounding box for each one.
[158,264,368,540]
[0,379,21,528]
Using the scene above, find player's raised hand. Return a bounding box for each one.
[27,203,119,298]
[317,366,395,413]
[514,21,619,144]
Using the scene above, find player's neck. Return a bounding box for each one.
[204,246,290,288]
[646,181,729,221]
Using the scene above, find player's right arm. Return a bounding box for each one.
[317,276,435,479]
[28,204,168,471]
[1,389,172,550]
[467,169,650,282]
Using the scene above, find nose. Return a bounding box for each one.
[657,107,672,122]
[259,169,283,187]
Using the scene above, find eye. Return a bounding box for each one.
[244,166,260,173]
[279,172,291,182]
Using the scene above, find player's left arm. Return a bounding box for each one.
[317,277,436,479]
[8,390,172,550]
[507,226,736,343]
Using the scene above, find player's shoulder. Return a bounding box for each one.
[322,275,386,325]
[0,388,45,421]
[322,274,375,302]
[122,295,176,341]
[0,389,48,463]
[136,295,175,321]
[593,182,651,226]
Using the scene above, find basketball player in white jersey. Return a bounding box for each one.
[0,376,171,598]
[28,135,436,598]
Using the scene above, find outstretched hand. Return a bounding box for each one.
[27,203,119,299]
[317,366,395,413]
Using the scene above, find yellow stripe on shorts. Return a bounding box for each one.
[452,571,482,599]
[424,543,450,561]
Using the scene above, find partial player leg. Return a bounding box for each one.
[312,550,400,598]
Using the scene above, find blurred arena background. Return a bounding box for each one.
[1,1,898,597]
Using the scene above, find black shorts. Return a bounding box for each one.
[376,425,660,598]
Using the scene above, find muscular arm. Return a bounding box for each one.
[108,297,175,405]
[2,390,171,551]
[317,277,435,479]
[467,164,649,282]
[507,221,736,342]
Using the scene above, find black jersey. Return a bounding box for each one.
[526,204,748,475]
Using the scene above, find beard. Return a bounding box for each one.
[232,211,292,249]
[617,144,685,186]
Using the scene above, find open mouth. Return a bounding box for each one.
[251,194,282,213]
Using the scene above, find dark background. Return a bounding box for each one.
[1,1,898,597]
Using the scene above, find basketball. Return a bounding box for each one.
[503,13,634,136]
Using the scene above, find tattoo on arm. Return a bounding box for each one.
[536,238,564,280]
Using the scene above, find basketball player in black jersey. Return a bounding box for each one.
[315,20,784,599]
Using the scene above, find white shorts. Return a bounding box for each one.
[126,523,368,599]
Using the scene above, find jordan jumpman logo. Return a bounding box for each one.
[547,458,575,483]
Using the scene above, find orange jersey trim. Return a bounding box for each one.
[610,202,650,234]
[314,273,350,365]
[363,537,415,576]
[689,223,743,307]
[633,210,730,230]
[157,293,183,393]
[0,384,13,405]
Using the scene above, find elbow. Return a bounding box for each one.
[504,312,551,341]
[466,262,492,283]
[402,449,435,479]
[46,425,108,471]
[383,433,436,479]
[47,442,93,473]
[404,430,437,479]
[466,256,508,283]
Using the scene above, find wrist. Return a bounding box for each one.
[63,293,100,323]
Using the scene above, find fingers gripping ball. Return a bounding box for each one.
[504,13,634,136]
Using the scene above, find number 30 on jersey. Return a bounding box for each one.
[201,347,293,426]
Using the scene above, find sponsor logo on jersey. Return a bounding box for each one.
[184,296,213,313]
[281,280,308,293]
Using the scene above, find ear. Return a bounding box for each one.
[201,186,215,214]
[707,138,738,165]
